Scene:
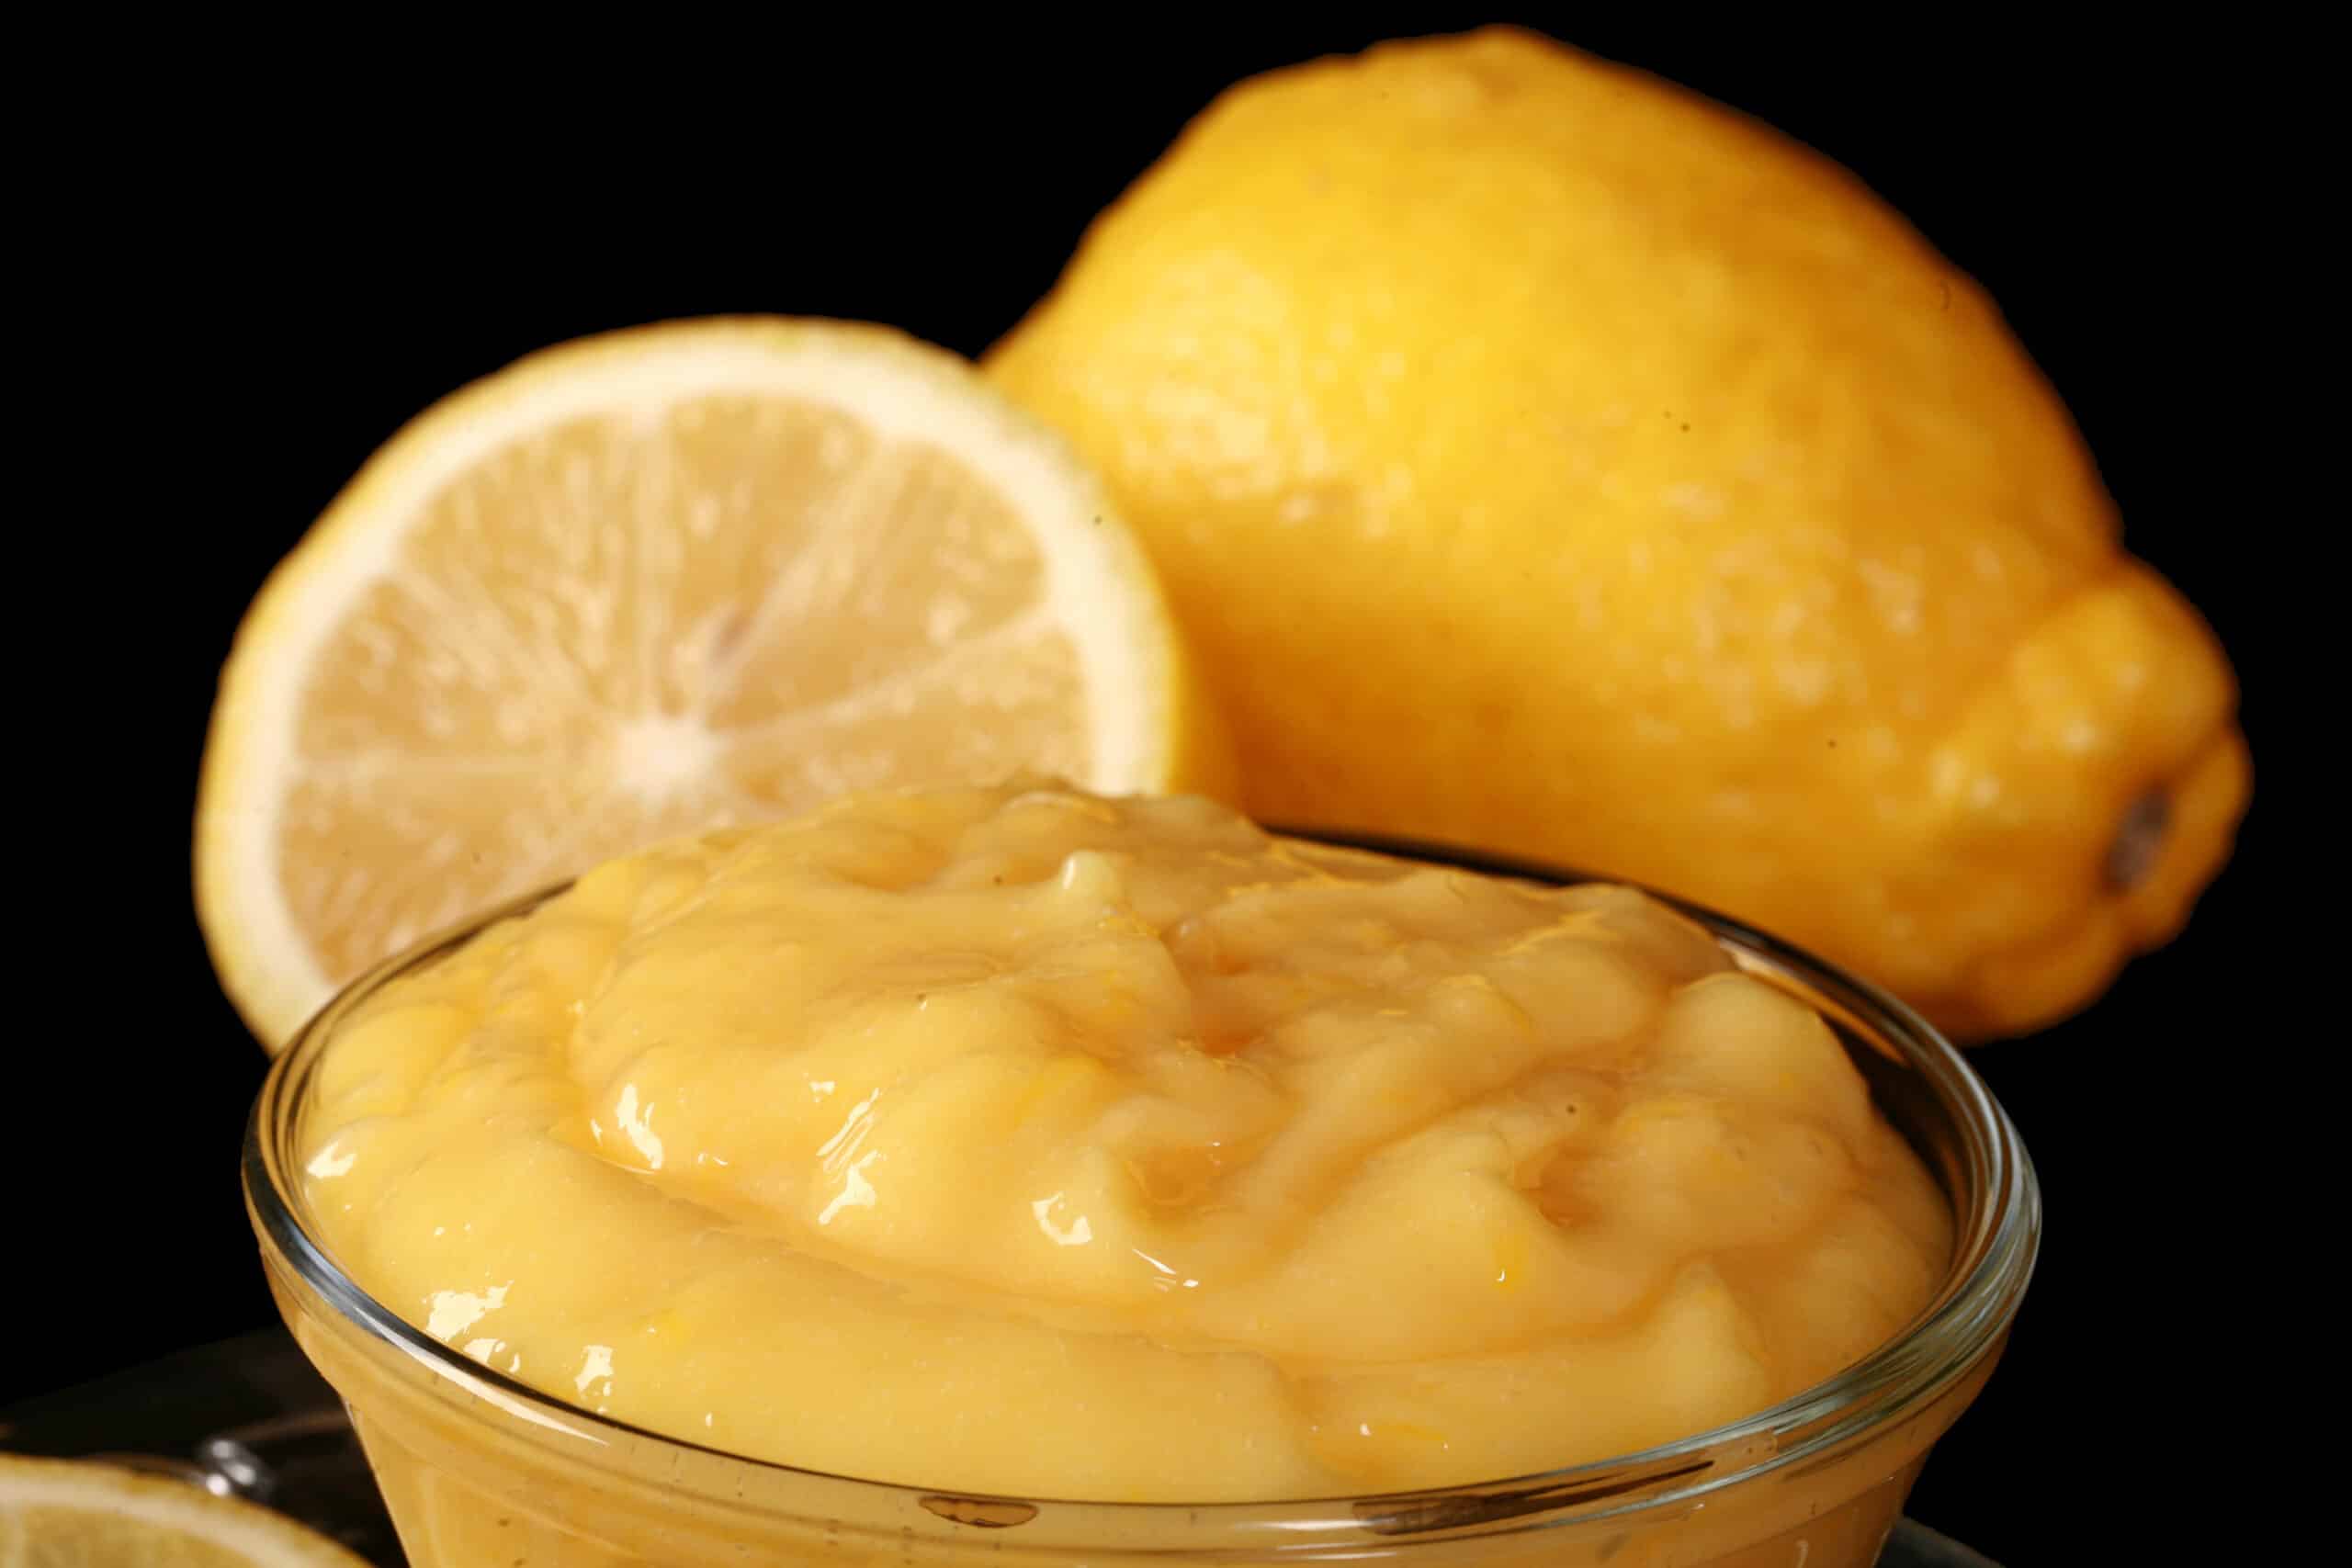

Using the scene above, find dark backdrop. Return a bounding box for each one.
[24,17,2264,1563]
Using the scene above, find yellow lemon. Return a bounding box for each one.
[198,318,1233,1048]
[988,28,2247,1037]
[0,1452,370,1564]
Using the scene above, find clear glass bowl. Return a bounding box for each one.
[244,835,2040,1568]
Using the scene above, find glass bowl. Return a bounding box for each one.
[244,833,2039,1568]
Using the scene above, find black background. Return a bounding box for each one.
[19,16,2268,1563]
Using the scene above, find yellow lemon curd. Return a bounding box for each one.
[298,783,1949,1502]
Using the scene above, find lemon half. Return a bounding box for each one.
[198,318,1232,1047]
[0,1453,369,1565]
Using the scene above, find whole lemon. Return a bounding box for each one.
[987,27,2248,1037]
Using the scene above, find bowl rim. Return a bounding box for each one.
[243,826,2040,1537]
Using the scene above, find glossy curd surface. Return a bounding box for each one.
[298,783,1949,1501]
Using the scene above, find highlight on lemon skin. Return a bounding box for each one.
[984,24,2249,1038]
[195,316,1235,1050]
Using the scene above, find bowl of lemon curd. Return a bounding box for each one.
[244,783,2038,1568]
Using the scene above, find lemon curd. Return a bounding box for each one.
[296,783,1950,1502]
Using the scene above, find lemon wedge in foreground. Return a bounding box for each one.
[198,317,1232,1048]
[0,1452,369,1564]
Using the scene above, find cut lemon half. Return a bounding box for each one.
[197,318,1234,1049]
[0,1452,370,1564]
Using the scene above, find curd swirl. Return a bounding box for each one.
[297,783,1950,1501]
